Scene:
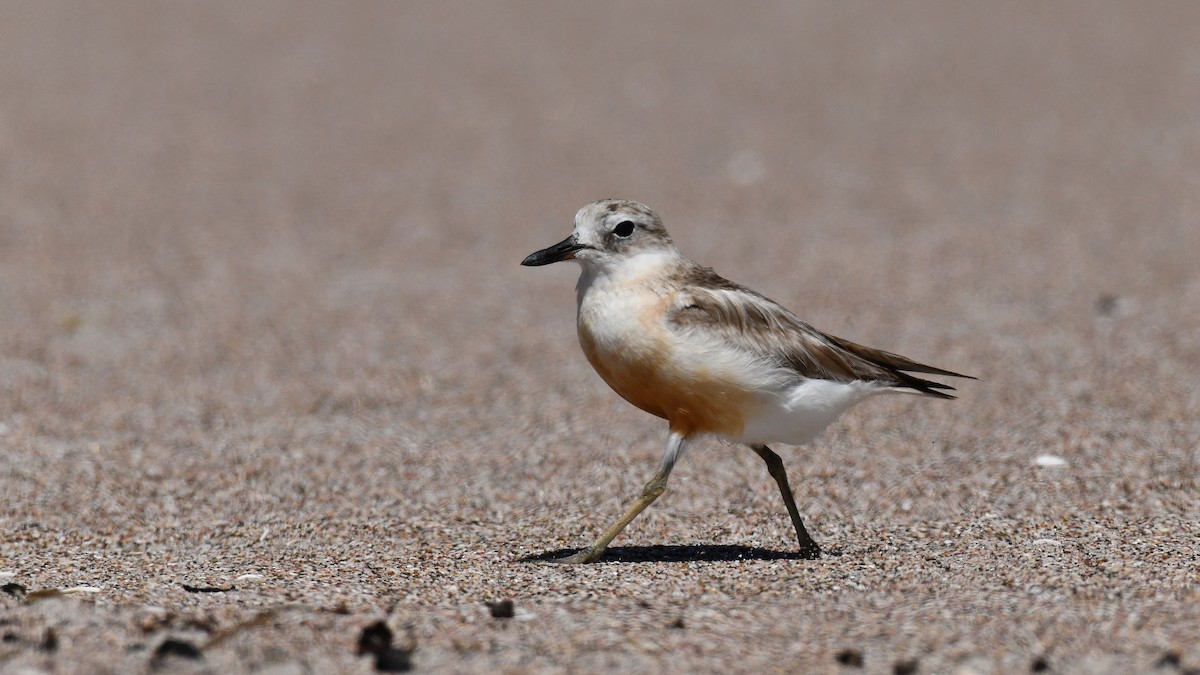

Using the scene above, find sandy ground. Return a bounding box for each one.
[1,2,1199,673]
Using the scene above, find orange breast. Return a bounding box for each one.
[578,325,749,439]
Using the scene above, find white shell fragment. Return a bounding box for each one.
[1034,455,1069,467]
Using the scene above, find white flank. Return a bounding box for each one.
[739,379,883,446]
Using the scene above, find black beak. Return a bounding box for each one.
[521,235,585,266]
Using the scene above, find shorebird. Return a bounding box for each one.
[521,199,972,563]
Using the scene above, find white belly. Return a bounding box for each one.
[734,378,882,446]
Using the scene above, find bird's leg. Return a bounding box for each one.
[552,432,687,564]
[749,444,821,559]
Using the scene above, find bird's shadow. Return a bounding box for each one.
[518,544,838,564]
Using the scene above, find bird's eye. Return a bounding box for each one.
[613,220,635,237]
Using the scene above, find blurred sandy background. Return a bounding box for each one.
[1,2,1198,672]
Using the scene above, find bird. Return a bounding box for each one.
[520,199,972,563]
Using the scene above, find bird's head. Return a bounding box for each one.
[521,199,678,270]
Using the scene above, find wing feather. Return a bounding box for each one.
[666,265,972,398]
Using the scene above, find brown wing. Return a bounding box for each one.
[666,265,972,398]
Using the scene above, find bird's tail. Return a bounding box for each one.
[828,335,976,400]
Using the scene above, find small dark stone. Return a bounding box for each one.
[487,599,515,619]
[2,632,19,643]
[1031,655,1051,672]
[1155,651,1181,669]
[152,638,203,662]
[374,647,414,672]
[893,657,919,674]
[836,648,864,667]
[39,627,57,653]
[355,621,413,673]
[357,620,394,656]
[181,584,234,593]
[668,616,685,630]
[1,583,26,598]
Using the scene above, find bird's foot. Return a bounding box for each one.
[797,541,822,560]
[548,547,605,564]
